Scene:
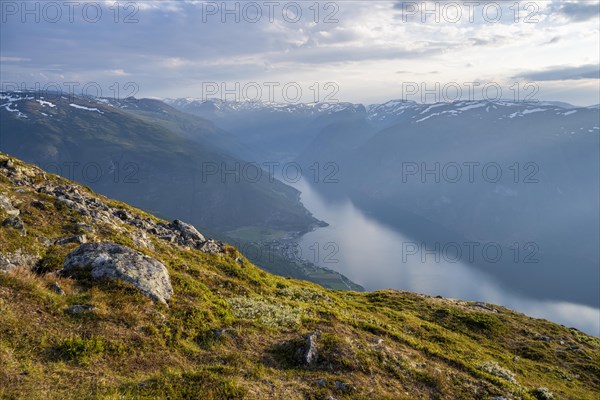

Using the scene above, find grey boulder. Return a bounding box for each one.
[0,194,20,216]
[63,242,173,304]
[168,219,206,243]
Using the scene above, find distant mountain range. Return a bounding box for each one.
[164,97,598,161]
[167,96,600,307]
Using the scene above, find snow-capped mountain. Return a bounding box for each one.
[164,96,595,127]
[163,97,365,118]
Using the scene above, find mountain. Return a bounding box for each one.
[0,91,319,233]
[164,98,366,162]
[302,100,600,307]
[0,91,368,290]
[1,154,599,399]
[166,97,599,308]
[164,97,587,162]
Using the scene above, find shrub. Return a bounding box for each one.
[457,312,502,333]
[35,246,65,274]
[55,337,106,365]
[479,361,517,384]
[531,387,554,400]
[277,286,330,303]
[228,297,302,329]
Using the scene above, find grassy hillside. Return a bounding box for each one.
[1,154,599,400]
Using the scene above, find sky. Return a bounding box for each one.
[1,0,599,105]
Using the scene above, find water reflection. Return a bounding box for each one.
[293,179,600,336]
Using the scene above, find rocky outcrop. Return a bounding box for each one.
[0,250,38,272]
[169,219,205,243]
[63,243,173,304]
[198,239,224,254]
[0,194,20,216]
[0,157,224,254]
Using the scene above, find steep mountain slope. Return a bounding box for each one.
[0,91,318,233]
[97,97,248,156]
[1,154,599,399]
[0,92,363,291]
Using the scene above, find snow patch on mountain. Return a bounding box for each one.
[37,99,56,107]
[69,104,104,114]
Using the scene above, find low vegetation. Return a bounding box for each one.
[1,154,599,399]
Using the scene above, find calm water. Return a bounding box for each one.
[293,179,600,336]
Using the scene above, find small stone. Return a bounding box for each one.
[334,381,353,392]
[159,234,177,243]
[132,231,154,250]
[66,304,95,314]
[51,282,65,295]
[76,223,94,232]
[32,200,48,210]
[2,215,25,234]
[113,209,133,221]
[0,250,37,272]
[55,235,87,245]
[214,327,235,338]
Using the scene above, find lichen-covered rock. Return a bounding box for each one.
[303,330,320,365]
[169,219,205,242]
[0,250,38,272]
[63,242,173,303]
[199,240,224,254]
[132,231,155,250]
[1,158,222,255]
[0,194,20,216]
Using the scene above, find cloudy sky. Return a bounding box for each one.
[1,0,599,105]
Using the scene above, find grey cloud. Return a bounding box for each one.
[517,65,600,81]
[557,2,600,22]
